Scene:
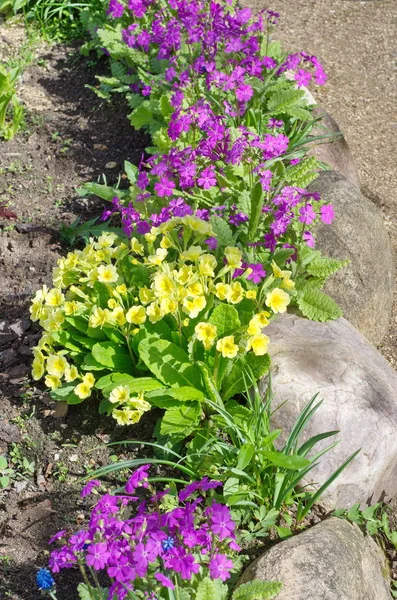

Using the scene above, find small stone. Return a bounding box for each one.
[9,319,30,338]
[93,143,108,150]
[105,161,118,169]
[69,454,79,462]
[54,402,68,418]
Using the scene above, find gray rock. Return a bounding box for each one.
[309,171,394,346]
[265,314,397,508]
[311,109,360,189]
[238,518,391,600]
[9,318,30,338]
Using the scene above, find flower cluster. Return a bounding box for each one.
[46,467,239,600]
[30,217,295,423]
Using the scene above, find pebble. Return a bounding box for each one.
[105,161,118,169]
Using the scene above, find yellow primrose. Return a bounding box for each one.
[109,385,130,404]
[246,290,257,300]
[246,333,270,356]
[126,305,146,325]
[89,307,114,328]
[182,296,206,319]
[74,381,92,400]
[87,268,99,285]
[271,261,285,278]
[180,246,203,262]
[83,372,95,387]
[64,364,79,382]
[195,322,217,350]
[247,319,262,336]
[30,301,44,322]
[32,358,44,381]
[130,237,144,255]
[282,273,295,290]
[146,302,163,323]
[226,282,244,304]
[187,282,204,297]
[64,253,78,269]
[64,301,79,316]
[107,299,118,309]
[42,310,65,333]
[144,227,159,243]
[45,288,64,307]
[174,265,194,285]
[37,334,54,349]
[224,247,243,269]
[256,311,271,327]
[95,232,117,249]
[198,254,217,277]
[47,354,68,378]
[112,306,127,326]
[45,374,62,389]
[138,287,154,305]
[153,273,175,295]
[214,283,229,301]
[116,284,128,296]
[97,264,118,284]
[128,392,151,412]
[148,248,168,265]
[160,297,178,314]
[112,408,143,426]
[160,236,172,249]
[176,286,188,302]
[216,336,239,359]
[265,288,290,314]
[183,215,213,235]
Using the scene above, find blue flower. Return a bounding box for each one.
[36,567,55,591]
[161,536,175,552]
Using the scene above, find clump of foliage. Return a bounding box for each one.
[37,466,283,600]
[0,65,24,140]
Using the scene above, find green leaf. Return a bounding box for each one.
[297,287,343,322]
[267,88,306,115]
[209,215,235,247]
[208,304,241,337]
[222,354,270,401]
[232,580,283,600]
[0,456,8,470]
[248,180,265,241]
[196,577,228,600]
[147,387,204,402]
[124,160,138,185]
[160,402,201,438]
[138,338,203,390]
[306,256,349,278]
[129,101,153,130]
[92,341,131,370]
[76,183,119,201]
[50,384,76,401]
[262,450,310,470]
[237,443,255,470]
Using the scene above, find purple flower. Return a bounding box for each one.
[48,530,66,544]
[268,118,283,129]
[179,481,201,502]
[197,166,217,189]
[236,83,254,102]
[107,0,124,18]
[299,204,316,224]
[199,477,222,492]
[154,177,175,197]
[294,69,312,88]
[246,263,266,284]
[208,503,235,540]
[125,464,150,494]
[303,231,315,247]
[209,553,234,581]
[205,237,218,250]
[155,572,175,589]
[320,204,335,224]
[80,480,101,498]
[165,548,200,580]
[137,171,149,190]
[86,543,110,571]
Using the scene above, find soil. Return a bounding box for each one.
[0,3,396,598]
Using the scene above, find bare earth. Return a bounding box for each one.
[247,0,397,366]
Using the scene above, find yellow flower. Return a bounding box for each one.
[96,232,117,249]
[139,287,155,305]
[187,282,204,297]
[214,283,229,301]
[180,246,203,262]
[45,375,62,389]
[198,254,217,277]
[64,365,79,382]
[42,310,65,333]
[216,336,239,359]
[37,334,53,349]
[97,264,118,284]
[153,274,175,295]
[116,284,127,295]
[32,358,44,381]
[112,408,144,426]
[256,311,271,326]
[160,236,172,249]
[47,354,68,378]
[271,261,285,278]
[148,248,168,265]
[74,382,92,400]
[282,273,295,290]
[64,252,78,269]
[83,372,95,387]
[107,299,118,309]
[126,305,146,325]
[182,318,189,327]
[64,301,79,316]
[160,297,178,314]
[112,306,127,326]
[183,215,213,235]
[225,247,243,269]
[195,322,217,350]
[146,302,163,323]
[130,237,144,255]
[247,319,262,336]
[246,290,257,300]
[89,307,114,328]
[266,288,290,314]
[30,301,44,322]
[128,392,151,412]
[176,286,188,302]
[109,385,130,404]
[45,288,64,307]
[246,334,270,356]
[144,227,159,243]
[227,282,244,304]
[174,265,194,285]
[182,296,206,319]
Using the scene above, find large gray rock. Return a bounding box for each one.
[311,109,360,189]
[264,314,397,508]
[238,517,391,600]
[310,171,394,346]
